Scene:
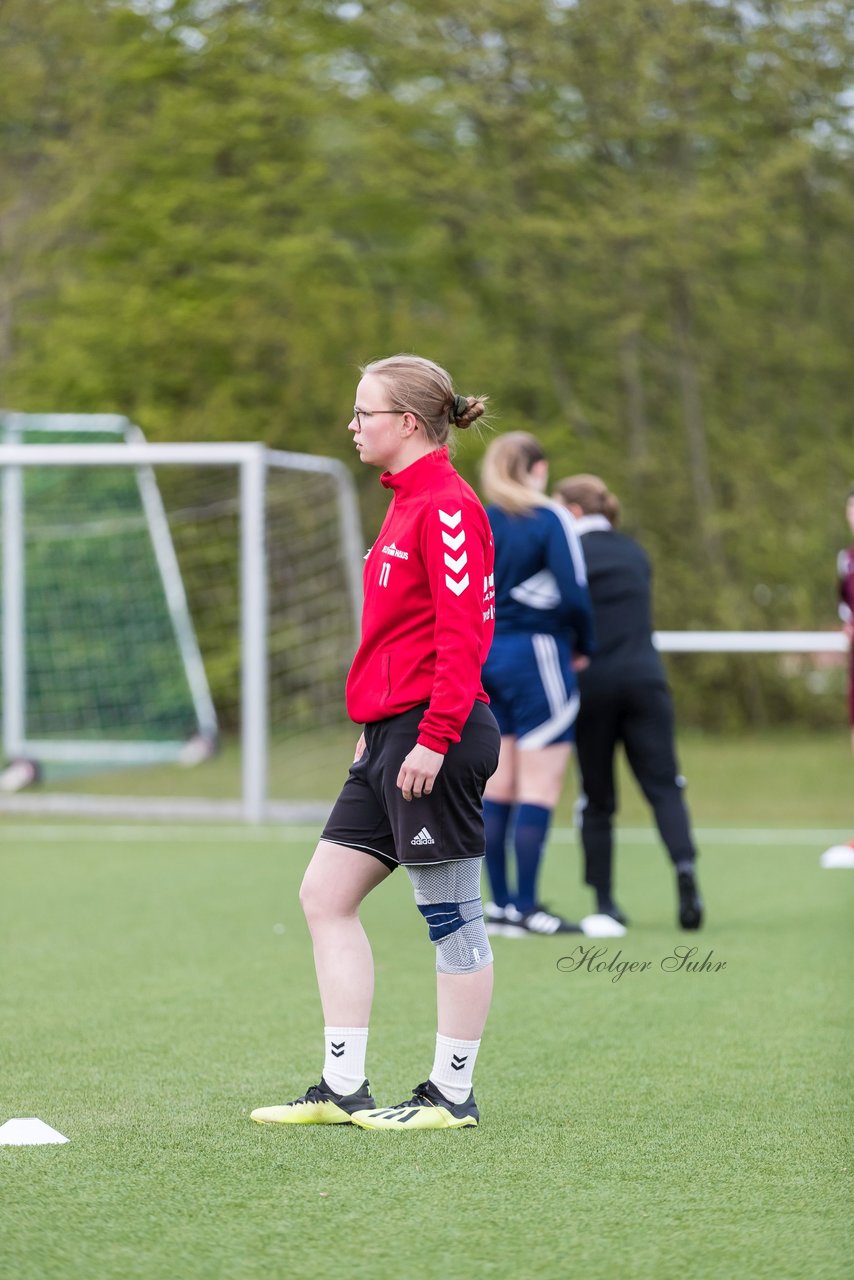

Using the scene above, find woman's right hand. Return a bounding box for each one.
[354,732,366,763]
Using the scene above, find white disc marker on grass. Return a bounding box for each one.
[820,844,854,869]
[0,1118,69,1145]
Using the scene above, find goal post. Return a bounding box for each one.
[2,418,219,767]
[0,434,365,823]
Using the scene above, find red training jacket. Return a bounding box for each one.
[346,447,496,754]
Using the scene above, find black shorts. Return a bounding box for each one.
[321,701,501,870]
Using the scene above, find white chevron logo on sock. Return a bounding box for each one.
[410,827,435,846]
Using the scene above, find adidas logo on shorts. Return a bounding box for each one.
[410,827,435,846]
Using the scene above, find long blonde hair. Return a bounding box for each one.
[553,474,621,526]
[480,432,548,515]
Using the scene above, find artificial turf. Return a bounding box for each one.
[2,789,852,1279]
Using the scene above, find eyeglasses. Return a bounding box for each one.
[352,408,402,429]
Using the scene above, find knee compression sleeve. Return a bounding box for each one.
[406,859,493,974]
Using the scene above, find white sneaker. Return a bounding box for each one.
[581,913,627,938]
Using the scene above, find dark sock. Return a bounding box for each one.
[514,803,552,914]
[483,800,513,908]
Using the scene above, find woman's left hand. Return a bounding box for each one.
[397,745,445,801]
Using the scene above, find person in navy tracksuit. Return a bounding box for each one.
[479,433,595,936]
[553,473,703,930]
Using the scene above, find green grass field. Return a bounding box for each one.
[2,734,852,1280]
[28,727,854,828]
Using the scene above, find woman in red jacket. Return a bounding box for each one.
[252,355,500,1131]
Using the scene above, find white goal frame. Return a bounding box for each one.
[1,414,221,768]
[0,439,364,823]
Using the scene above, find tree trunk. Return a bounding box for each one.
[618,322,649,479]
[670,274,766,723]
[670,275,724,576]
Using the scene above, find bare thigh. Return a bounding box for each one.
[483,736,517,804]
[516,742,573,809]
[300,839,393,922]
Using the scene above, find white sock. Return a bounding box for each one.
[429,1033,481,1105]
[322,1026,369,1096]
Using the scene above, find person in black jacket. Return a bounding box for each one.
[553,474,703,930]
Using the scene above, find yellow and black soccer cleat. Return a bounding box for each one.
[351,1079,479,1130]
[250,1077,375,1125]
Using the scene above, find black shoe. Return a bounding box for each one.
[596,895,629,926]
[519,905,584,935]
[677,869,703,930]
[250,1077,376,1125]
[351,1079,479,1129]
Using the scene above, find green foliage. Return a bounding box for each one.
[2,0,852,726]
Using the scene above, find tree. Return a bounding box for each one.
[3,0,852,726]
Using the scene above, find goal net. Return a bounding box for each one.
[0,426,364,820]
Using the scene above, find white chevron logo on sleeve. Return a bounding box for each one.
[438,510,468,593]
[444,550,468,574]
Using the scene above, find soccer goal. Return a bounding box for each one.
[0,422,364,822]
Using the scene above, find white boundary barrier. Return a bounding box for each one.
[654,631,847,653]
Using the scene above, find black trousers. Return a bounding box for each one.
[575,666,697,895]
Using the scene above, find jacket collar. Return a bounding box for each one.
[381,446,451,494]
[574,514,612,535]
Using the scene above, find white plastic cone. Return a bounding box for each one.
[0,1117,69,1145]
